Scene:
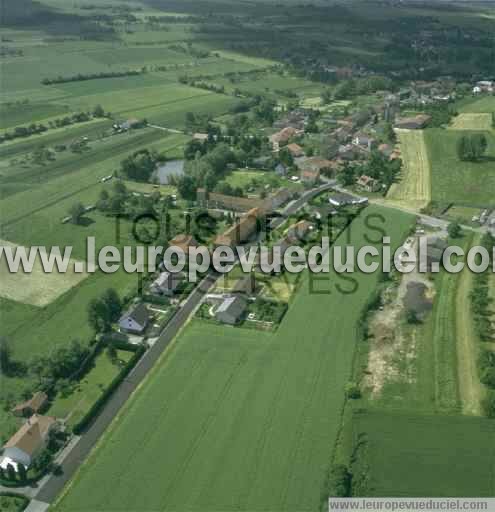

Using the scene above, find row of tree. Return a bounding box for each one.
[41,69,143,85]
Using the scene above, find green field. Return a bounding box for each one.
[48,348,134,428]
[52,206,413,512]
[458,95,495,114]
[425,128,495,207]
[350,409,495,497]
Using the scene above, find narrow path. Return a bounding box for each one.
[147,124,185,135]
[456,237,485,416]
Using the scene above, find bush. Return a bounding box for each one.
[482,391,495,418]
[327,464,352,498]
[345,382,361,399]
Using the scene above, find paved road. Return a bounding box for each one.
[35,273,219,504]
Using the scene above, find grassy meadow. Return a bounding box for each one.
[52,206,413,512]
[425,128,495,208]
[350,409,495,497]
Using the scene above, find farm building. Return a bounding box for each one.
[425,236,448,271]
[328,192,366,207]
[394,114,431,130]
[118,303,149,334]
[1,415,56,469]
[215,296,247,325]
[11,392,48,418]
[150,271,183,296]
[214,208,263,248]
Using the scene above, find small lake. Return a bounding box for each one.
[154,160,185,184]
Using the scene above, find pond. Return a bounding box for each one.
[154,160,185,184]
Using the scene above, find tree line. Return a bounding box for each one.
[41,69,143,85]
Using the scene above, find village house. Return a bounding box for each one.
[338,144,358,161]
[215,296,247,325]
[150,271,183,296]
[11,392,48,418]
[286,220,314,243]
[426,237,448,271]
[118,303,149,335]
[269,127,301,152]
[356,175,381,193]
[1,415,57,470]
[301,168,320,186]
[168,234,198,256]
[275,162,288,176]
[352,133,377,151]
[286,143,305,158]
[378,143,394,159]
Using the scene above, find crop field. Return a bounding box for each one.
[52,206,413,512]
[0,240,88,307]
[425,128,495,207]
[449,113,493,131]
[350,409,495,497]
[386,129,431,210]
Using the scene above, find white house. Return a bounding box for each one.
[2,415,56,469]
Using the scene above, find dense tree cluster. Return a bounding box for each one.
[456,133,488,162]
[88,288,122,333]
[120,149,157,182]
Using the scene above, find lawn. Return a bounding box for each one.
[48,348,134,428]
[52,206,413,512]
[386,129,431,211]
[0,493,28,512]
[350,409,495,497]
[425,128,495,207]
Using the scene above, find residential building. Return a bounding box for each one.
[356,175,381,192]
[286,220,313,242]
[168,234,198,255]
[150,271,183,296]
[286,143,304,158]
[215,296,247,325]
[352,134,377,151]
[118,303,149,334]
[2,415,56,469]
[269,127,301,151]
[301,168,320,185]
[12,392,48,418]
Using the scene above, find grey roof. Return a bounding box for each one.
[216,296,247,318]
[121,302,149,325]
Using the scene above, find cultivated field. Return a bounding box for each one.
[0,240,88,307]
[52,206,413,512]
[449,113,493,131]
[386,129,431,211]
[351,409,495,497]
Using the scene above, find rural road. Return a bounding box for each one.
[34,272,219,505]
